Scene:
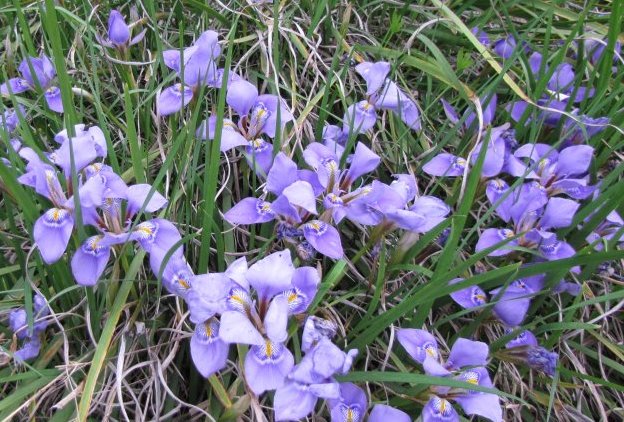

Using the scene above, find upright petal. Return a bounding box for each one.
[539,197,579,230]
[107,10,130,45]
[447,338,489,369]
[266,152,300,195]
[246,250,295,300]
[344,142,380,184]
[264,295,289,343]
[186,273,233,323]
[126,184,168,216]
[219,310,264,345]
[34,208,74,264]
[355,61,391,95]
[556,145,593,177]
[282,181,318,214]
[226,79,259,116]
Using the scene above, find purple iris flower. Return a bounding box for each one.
[512,143,596,199]
[0,105,25,136]
[7,293,50,362]
[440,94,498,133]
[97,9,146,49]
[345,174,450,234]
[322,124,348,157]
[347,61,421,133]
[582,37,622,68]
[157,31,225,116]
[196,78,293,175]
[70,181,175,286]
[0,54,63,113]
[478,181,578,261]
[493,35,517,59]
[274,317,357,421]
[504,330,558,377]
[328,383,368,422]
[186,250,320,395]
[397,329,502,422]
[527,54,595,103]
[423,123,526,179]
[471,27,491,47]
[586,210,624,250]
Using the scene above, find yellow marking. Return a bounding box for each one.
[287,292,298,303]
[346,409,355,422]
[265,340,273,358]
[52,209,61,221]
[178,278,190,289]
[475,294,487,302]
[204,322,213,338]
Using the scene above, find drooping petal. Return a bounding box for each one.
[328,383,368,422]
[245,250,295,301]
[539,237,576,261]
[131,219,181,255]
[475,228,517,256]
[34,208,74,264]
[224,197,276,224]
[441,99,460,124]
[245,138,274,177]
[392,97,421,130]
[0,78,31,95]
[343,101,377,134]
[396,328,439,364]
[454,391,502,422]
[471,27,491,47]
[302,221,343,259]
[550,179,596,200]
[71,235,111,286]
[283,266,320,314]
[255,94,294,138]
[226,79,258,116]
[14,338,42,362]
[423,153,466,177]
[107,10,130,45]
[157,84,193,116]
[449,278,488,310]
[44,87,64,113]
[486,179,514,222]
[191,319,230,378]
[274,382,318,421]
[369,404,411,422]
[266,152,300,195]
[196,116,248,152]
[447,338,489,369]
[422,396,460,422]
[547,63,575,93]
[245,341,294,395]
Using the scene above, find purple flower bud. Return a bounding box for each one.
[526,346,558,377]
[107,10,131,46]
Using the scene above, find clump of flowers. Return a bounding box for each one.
[3,294,50,362]
[1,54,64,113]
[397,329,502,422]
